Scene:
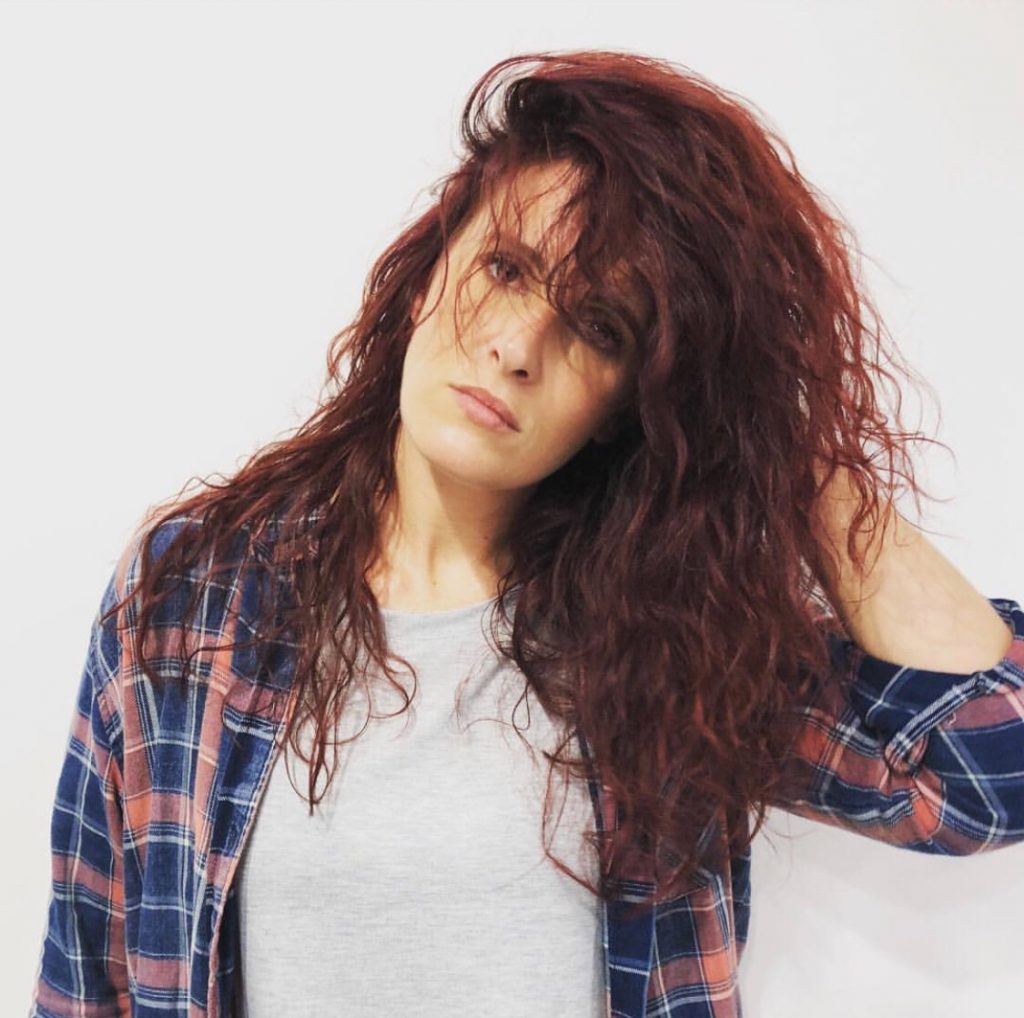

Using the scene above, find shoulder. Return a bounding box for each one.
[116,508,273,598]
[105,509,258,669]
[110,503,324,639]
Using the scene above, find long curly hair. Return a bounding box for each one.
[100,48,949,909]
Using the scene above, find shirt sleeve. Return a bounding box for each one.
[770,596,1024,854]
[29,565,132,1017]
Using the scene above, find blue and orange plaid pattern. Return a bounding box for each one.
[28,514,1024,1017]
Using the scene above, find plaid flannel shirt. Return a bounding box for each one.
[29,513,1024,1017]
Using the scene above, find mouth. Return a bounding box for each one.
[450,385,520,433]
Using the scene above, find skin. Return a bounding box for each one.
[367,159,639,612]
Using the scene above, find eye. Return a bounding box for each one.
[483,251,627,357]
[580,318,625,355]
[482,250,526,288]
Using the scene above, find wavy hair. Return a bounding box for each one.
[101,48,949,909]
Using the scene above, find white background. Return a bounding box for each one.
[4,1,1023,1015]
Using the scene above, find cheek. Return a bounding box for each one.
[541,375,615,444]
[515,389,614,481]
[564,355,625,414]
[403,318,450,382]
[553,397,602,439]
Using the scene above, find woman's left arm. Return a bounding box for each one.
[811,462,1014,673]
[766,463,1024,854]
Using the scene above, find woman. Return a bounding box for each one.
[30,49,1024,1018]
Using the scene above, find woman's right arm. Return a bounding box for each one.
[29,566,132,1017]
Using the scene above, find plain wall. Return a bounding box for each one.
[4,1,1022,1014]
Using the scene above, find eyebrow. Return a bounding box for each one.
[502,237,551,279]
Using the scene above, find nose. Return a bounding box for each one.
[488,302,564,374]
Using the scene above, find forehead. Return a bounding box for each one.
[456,160,581,271]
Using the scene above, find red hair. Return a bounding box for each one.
[103,49,948,908]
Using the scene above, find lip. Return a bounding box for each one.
[450,384,520,431]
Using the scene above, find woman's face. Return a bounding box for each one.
[398,160,640,496]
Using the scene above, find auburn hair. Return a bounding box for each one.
[100,48,948,909]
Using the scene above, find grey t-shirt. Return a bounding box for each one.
[235,590,605,1017]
